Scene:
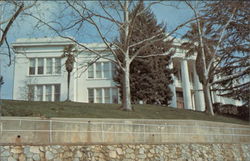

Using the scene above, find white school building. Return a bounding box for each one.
[12,37,242,111]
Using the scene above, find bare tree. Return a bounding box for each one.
[0,1,35,65]
[183,1,238,115]
[0,1,35,116]
[205,1,250,107]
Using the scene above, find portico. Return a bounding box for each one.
[170,57,205,111]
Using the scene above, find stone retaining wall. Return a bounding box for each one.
[0,144,250,161]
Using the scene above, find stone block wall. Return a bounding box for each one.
[0,144,250,161]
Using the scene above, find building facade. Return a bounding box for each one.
[12,37,242,111]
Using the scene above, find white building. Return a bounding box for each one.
[12,37,241,111]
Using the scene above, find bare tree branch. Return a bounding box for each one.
[0,3,24,46]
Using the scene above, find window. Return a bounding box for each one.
[96,88,102,103]
[46,58,52,74]
[37,58,44,75]
[45,85,52,101]
[87,87,119,104]
[103,62,110,78]
[104,88,110,103]
[88,89,94,103]
[88,64,94,78]
[29,59,35,75]
[88,62,115,79]
[96,62,102,78]
[111,63,116,79]
[55,58,61,74]
[36,85,43,101]
[27,84,60,102]
[54,84,60,101]
[29,58,61,75]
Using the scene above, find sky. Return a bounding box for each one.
[0,1,194,99]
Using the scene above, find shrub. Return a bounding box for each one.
[213,103,249,121]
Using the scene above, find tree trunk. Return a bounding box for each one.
[121,0,132,111]
[67,71,70,101]
[203,83,214,115]
[122,60,132,110]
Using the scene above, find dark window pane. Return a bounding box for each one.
[29,59,35,75]
[45,85,52,101]
[88,65,94,78]
[46,58,52,74]
[55,58,61,74]
[104,88,110,103]
[103,62,110,78]
[54,84,60,101]
[96,88,102,103]
[88,88,94,103]
[96,63,102,78]
[29,67,35,75]
[36,85,43,101]
[37,58,44,74]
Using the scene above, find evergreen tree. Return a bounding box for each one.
[114,2,174,105]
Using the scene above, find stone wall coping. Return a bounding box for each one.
[1,116,249,128]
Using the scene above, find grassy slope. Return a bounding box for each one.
[1,100,248,125]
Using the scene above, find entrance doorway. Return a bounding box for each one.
[176,91,184,109]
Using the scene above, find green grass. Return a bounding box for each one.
[1,100,249,125]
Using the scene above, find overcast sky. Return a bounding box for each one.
[0,1,194,99]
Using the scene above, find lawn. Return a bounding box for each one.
[1,100,248,125]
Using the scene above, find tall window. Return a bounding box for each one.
[88,89,94,103]
[37,58,44,75]
[104,88,110,103]
[36,85,43,101]
[45,85,52,101]
[29,59,35,75]
[27,84,60,102]
[54,85,60,101]
[103,62,110,78]
[111,63,116,79]
[87,87,119,104]
[96,88,102,103]
[46,58,53,74]
[88,65,94,78]
[55,58,61,74]
[29,58,61,75]
[96,62,102,78]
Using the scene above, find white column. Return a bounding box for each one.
[192,62,205,111]
[42,85,46,101]
[181,59,192,110]
[52,85,55,101]
[169,61,177,108]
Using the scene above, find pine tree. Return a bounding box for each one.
[114,2,174,105]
